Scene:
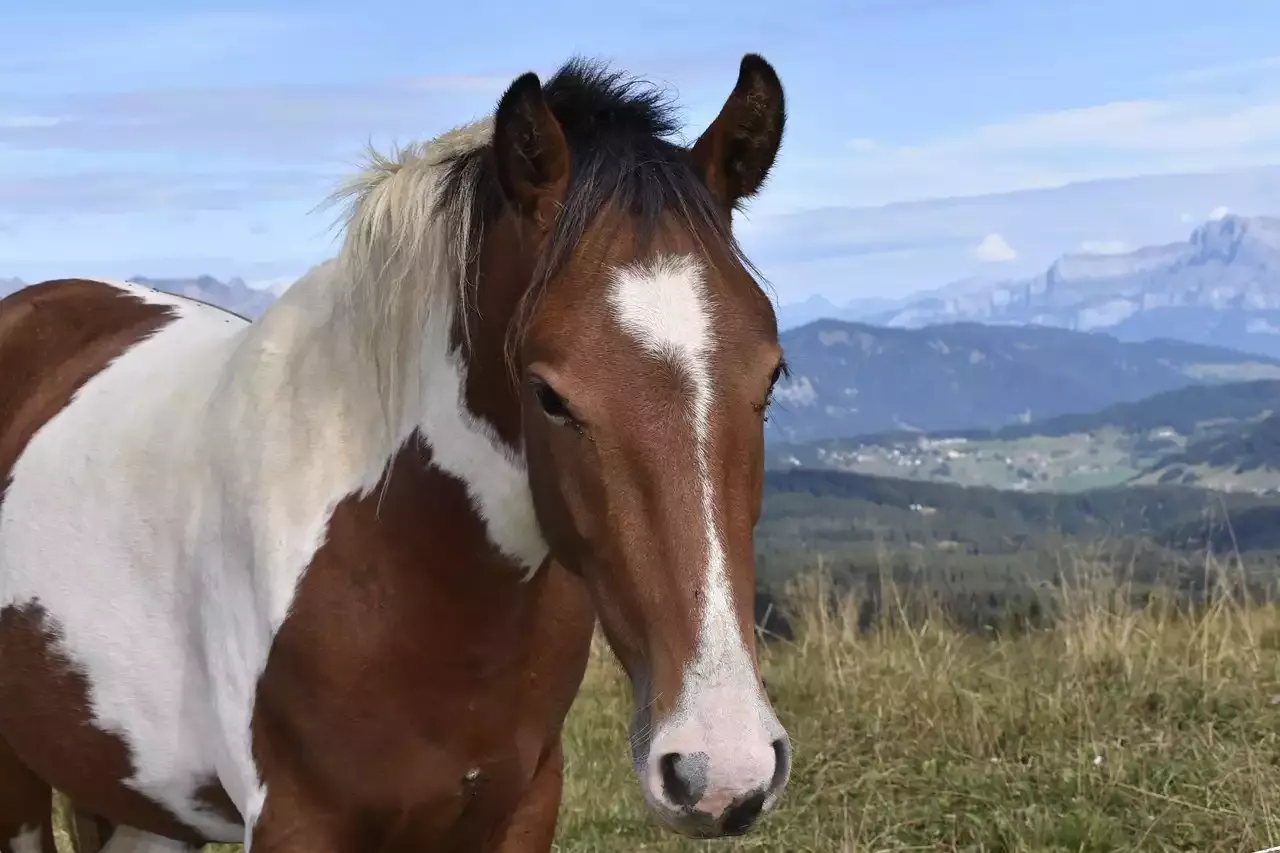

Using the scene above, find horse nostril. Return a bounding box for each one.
[769,737,791,792]
[721,791,766,835]
[659,751,708,808]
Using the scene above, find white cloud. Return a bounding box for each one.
[741,165,1280,302]
[1078,240,1129,255]
[819,86,1280,208]
[1209,205,1230,221]
[973,233,1017,262]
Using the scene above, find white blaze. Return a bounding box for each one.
[607,254,783,815]
[607,254,732,664]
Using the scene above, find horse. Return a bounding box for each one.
[0,53,791,853]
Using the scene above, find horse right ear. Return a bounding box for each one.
[690,54,785,212]
[492,72,571,230]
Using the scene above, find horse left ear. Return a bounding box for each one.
[493,71,571,229]
[690,54,786,211]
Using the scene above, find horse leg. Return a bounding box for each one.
[491,740,565,853]
[61,810,199,853]
[66,806,115,853]
[0,735,56,853]
[95,828,196,853]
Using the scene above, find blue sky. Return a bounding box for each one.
[6,0,1280,302]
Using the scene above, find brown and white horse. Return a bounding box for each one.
[0,54,791,853]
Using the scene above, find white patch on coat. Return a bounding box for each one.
[9,825,41,853]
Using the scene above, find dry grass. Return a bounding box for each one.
[52,561,1280,853]
[557,563,1280,851]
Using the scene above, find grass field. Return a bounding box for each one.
[556,567,1280,852]
[52,562,1280,853]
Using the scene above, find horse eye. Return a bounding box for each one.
[534,381,572,421]
[769,359,789,388]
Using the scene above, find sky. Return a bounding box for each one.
[6,0,1280,303]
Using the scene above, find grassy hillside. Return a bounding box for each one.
[1137,412,1280,492]
[757,467,1274,564]
[754,469,1280,633]
[558,569,1280,851]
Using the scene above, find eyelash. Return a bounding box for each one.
[754,359,790,421]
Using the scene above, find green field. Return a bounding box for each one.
[54,560,1280,853]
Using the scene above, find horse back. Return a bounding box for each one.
[0,279,179,464]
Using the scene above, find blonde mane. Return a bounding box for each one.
[324,118,494,440]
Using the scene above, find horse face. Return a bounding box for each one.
[491,55,792,839]
[526,247,790,837]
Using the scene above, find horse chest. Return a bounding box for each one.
[251,544,594,846]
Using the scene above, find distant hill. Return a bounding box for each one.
[756,467,1279,599]
[0,274,286,318]
[768,379,1280,493]
[775,293,908,331]
[847,214,1280,360]
[1157,412,1280,473]
[775,276,1001,332]
[766,318,1280,444]
[761,467,1270,551]
[1135,411,1280,491]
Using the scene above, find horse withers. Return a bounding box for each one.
[0,53,791,852]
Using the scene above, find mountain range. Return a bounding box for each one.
[779,214,1280,362]
[0,274,282,318]
[14,216,1280,465]
[7,267,1280,454]
[765,318,1280,445]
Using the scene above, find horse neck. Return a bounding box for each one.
[234,254,548,576]
[454,216,542,451]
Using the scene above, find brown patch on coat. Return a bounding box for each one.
[0,279,238,844]
[250,437,595,852]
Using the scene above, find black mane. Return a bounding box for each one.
[540,56,683,141]
[438,56,750,294]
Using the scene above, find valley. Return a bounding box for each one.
[769,379,1280,492]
